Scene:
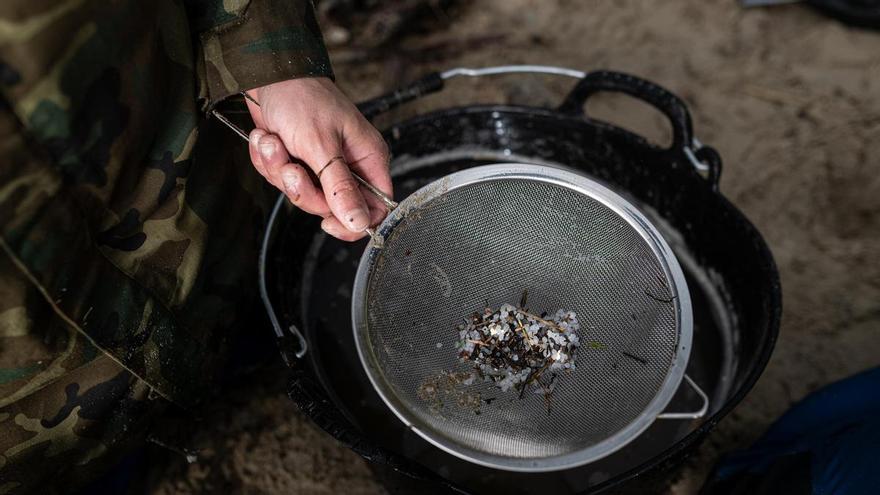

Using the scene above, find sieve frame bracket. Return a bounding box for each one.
[656,374,709,420]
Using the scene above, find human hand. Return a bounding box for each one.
[245,77,392,241]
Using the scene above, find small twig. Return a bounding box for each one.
[644,288,677,304]
[524,361,551,390]
[468,317,496,329]
[622,351,648,365]
[518,365,540,400]
[544,374,558,414]
[519,289,529,309]
[514,316,531,341]
[517,309,567,333]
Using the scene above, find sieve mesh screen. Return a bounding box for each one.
[354,169,686,468]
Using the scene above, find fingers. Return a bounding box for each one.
[248,128,381,242]
[251,77,398,241]
[318,158,372,232]
[248,129,331,218]
[248,129,269,177]
[340,118,393,230]
[320,216,367,241]
[291,128,373,234]
[344,120,393,200]
[277,163,331,218]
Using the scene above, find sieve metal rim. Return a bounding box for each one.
[352,163,693,472]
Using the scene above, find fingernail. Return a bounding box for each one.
[320,219,340,237]
[259,141,275,159]
[250,129,266,145]
[345,208,370,232]
[281,170,300,201]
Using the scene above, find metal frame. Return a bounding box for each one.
[440,65,587,80]
[657,374,709,420]
[352,163,697,472]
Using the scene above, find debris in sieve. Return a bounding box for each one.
[416,297,593,415]
[455,300,581,410]
[417,371,482,414]
[365,227,384,249]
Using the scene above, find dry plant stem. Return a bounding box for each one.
[528,361,552,387]
[519,361,552,399]
[519,368,537,399]
[458,303,580,401]
[515,317,530,340]
[517,309,567,332]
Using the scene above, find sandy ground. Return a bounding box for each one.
[149,1,880,493]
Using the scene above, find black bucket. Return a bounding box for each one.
[260,68,781,494]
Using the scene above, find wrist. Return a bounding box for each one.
[252,76,334,101]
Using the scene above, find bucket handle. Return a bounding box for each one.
[357,65,721,190]
[209,108,310,364]
[558,70,694,152]
[558,70,722,190]
[259,193,309,364]
[657,374,709,420]
[358,65,588,119]
[357,65,587,119]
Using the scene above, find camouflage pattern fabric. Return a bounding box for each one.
[0,0,332,491]
[0,249,159,493]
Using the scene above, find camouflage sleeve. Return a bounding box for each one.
[185,0,334,108]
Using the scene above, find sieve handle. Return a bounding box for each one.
[656,374,709,420]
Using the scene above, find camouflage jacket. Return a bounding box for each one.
[0,0,333,409]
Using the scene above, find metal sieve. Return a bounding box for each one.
[352,163,707,472]
[208,66,719,475]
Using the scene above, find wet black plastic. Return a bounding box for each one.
[808,0,880,30]
[266,71,781,494]
[357,72,445,120]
